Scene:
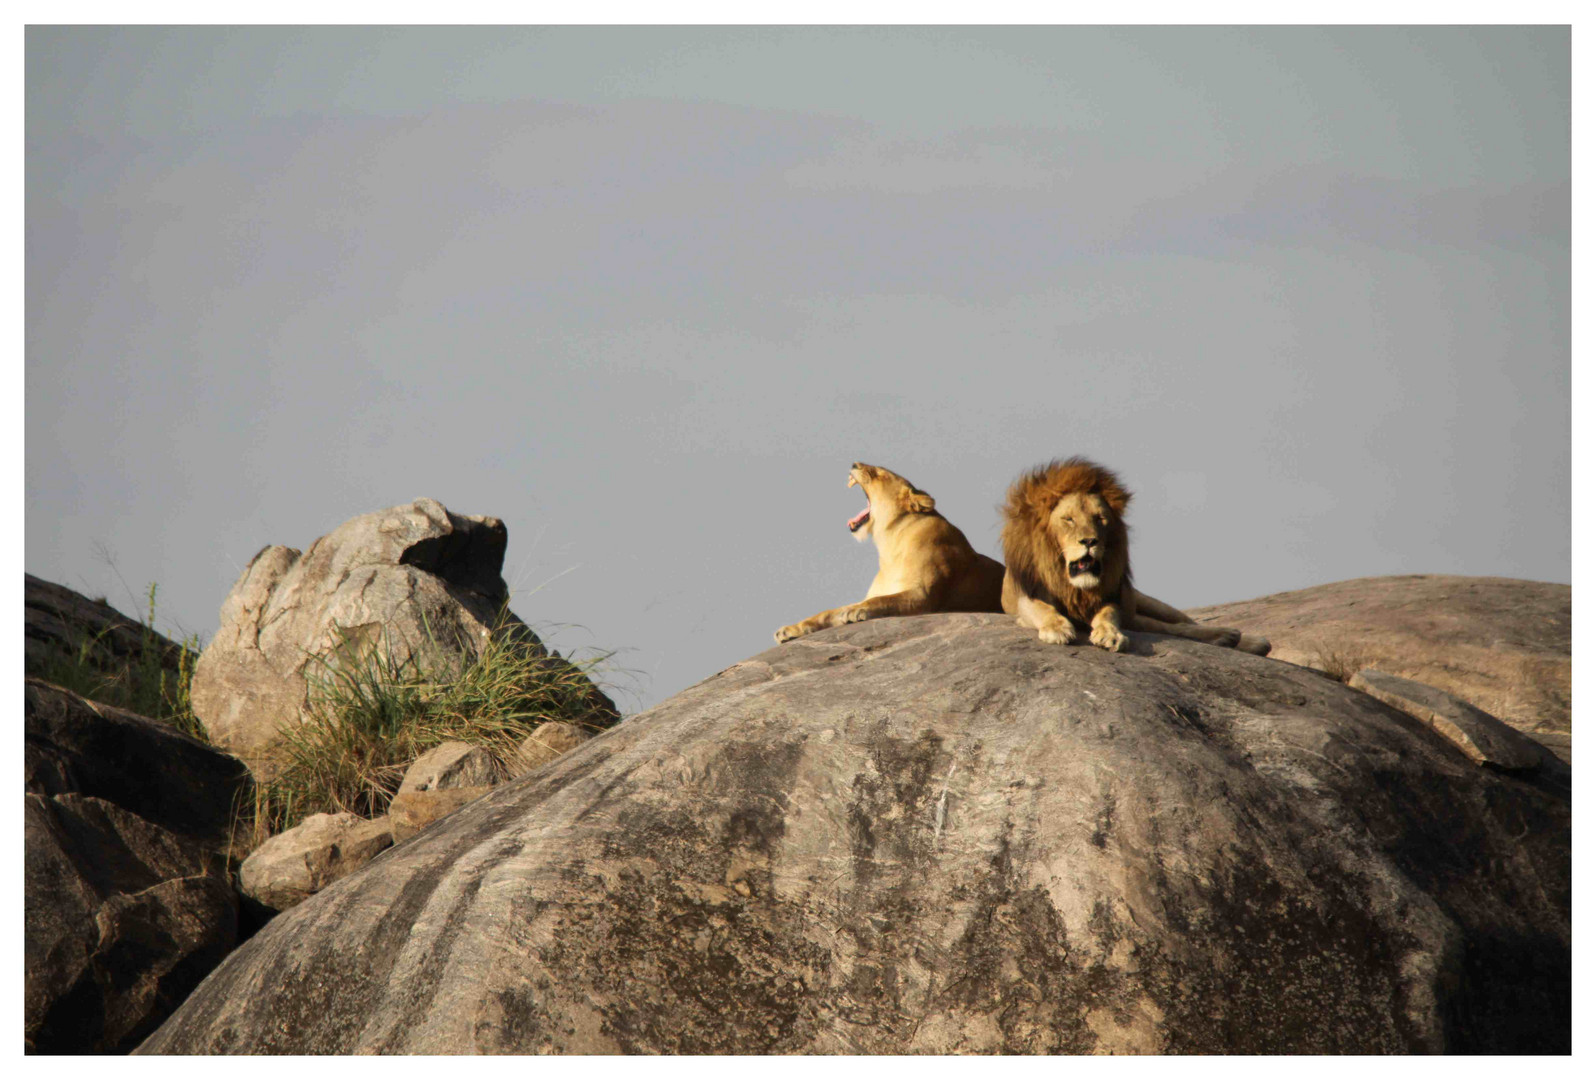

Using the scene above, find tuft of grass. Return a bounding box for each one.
[34,582,207,742]
[1307,640,1373,685]
[253,610,620,837]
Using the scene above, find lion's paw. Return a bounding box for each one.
[1091,625,1129,652]
[774,624,806,644]
[1038,623,1077,645]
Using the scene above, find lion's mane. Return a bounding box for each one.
[1000,457,1133,626]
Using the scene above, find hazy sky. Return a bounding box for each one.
[25,26,1570,711]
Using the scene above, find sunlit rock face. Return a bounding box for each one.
[140,613,1570,1055]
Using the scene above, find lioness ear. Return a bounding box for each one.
[903,490,936,514]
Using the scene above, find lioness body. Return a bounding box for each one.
[1000,458,1270,655]
[776,463,1005,643]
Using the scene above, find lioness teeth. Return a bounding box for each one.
[848,507,871,532]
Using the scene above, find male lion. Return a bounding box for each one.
[775,462,1005,643]
[1000,457,1270,655]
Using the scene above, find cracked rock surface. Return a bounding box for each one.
[139,613,1570,1054]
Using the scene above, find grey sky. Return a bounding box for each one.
[26,26,1570,711]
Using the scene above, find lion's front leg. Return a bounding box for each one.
[1013,592,1082,645]
[1089,604,1129,652]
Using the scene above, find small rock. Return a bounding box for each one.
[389,787,496,842]
[512,721,592,775]
[238,812,393,910]
[397,741,508,796]
[1348,669,1544,771]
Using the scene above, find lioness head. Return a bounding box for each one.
[1001,457,1132,611]
[846,462,936,541]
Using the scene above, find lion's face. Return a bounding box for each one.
[846,462,934,541]
[1048,491,1117,589]
[1001,457,1132,621]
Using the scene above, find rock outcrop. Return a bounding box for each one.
[25,678,249,846]
[189,498,617,778]
[25,573,193,685]
[1189,575,1570,740]
[25,680,248,1054]
[138,614,1569,1055]
[26,794,239,1055]
[1347,669,1548,772]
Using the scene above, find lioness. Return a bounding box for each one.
[1000,457,1270,655]
[775,462,1005,643]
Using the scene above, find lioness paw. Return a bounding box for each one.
[1091,625,1129,652]
[1238,634,1272,656]
[774,624,806,644]
[1205,627,1242,648]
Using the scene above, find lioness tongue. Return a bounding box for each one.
[848,507,871,531]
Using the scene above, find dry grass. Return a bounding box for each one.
[1305,639,1374,685]
[32,582,207,742]
[252,611,620,838]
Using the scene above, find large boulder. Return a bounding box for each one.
[25,678,249,847]
[26,793,237,1054]
[24,681,249,1054]
[138,613,1569,1054]
[189,498,617,778]
[1189,575,1570,739]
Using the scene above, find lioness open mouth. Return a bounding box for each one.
[1068,555,1100,578]
[846,469,871,532]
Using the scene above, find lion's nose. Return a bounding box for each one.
[1080,538,1097,551]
